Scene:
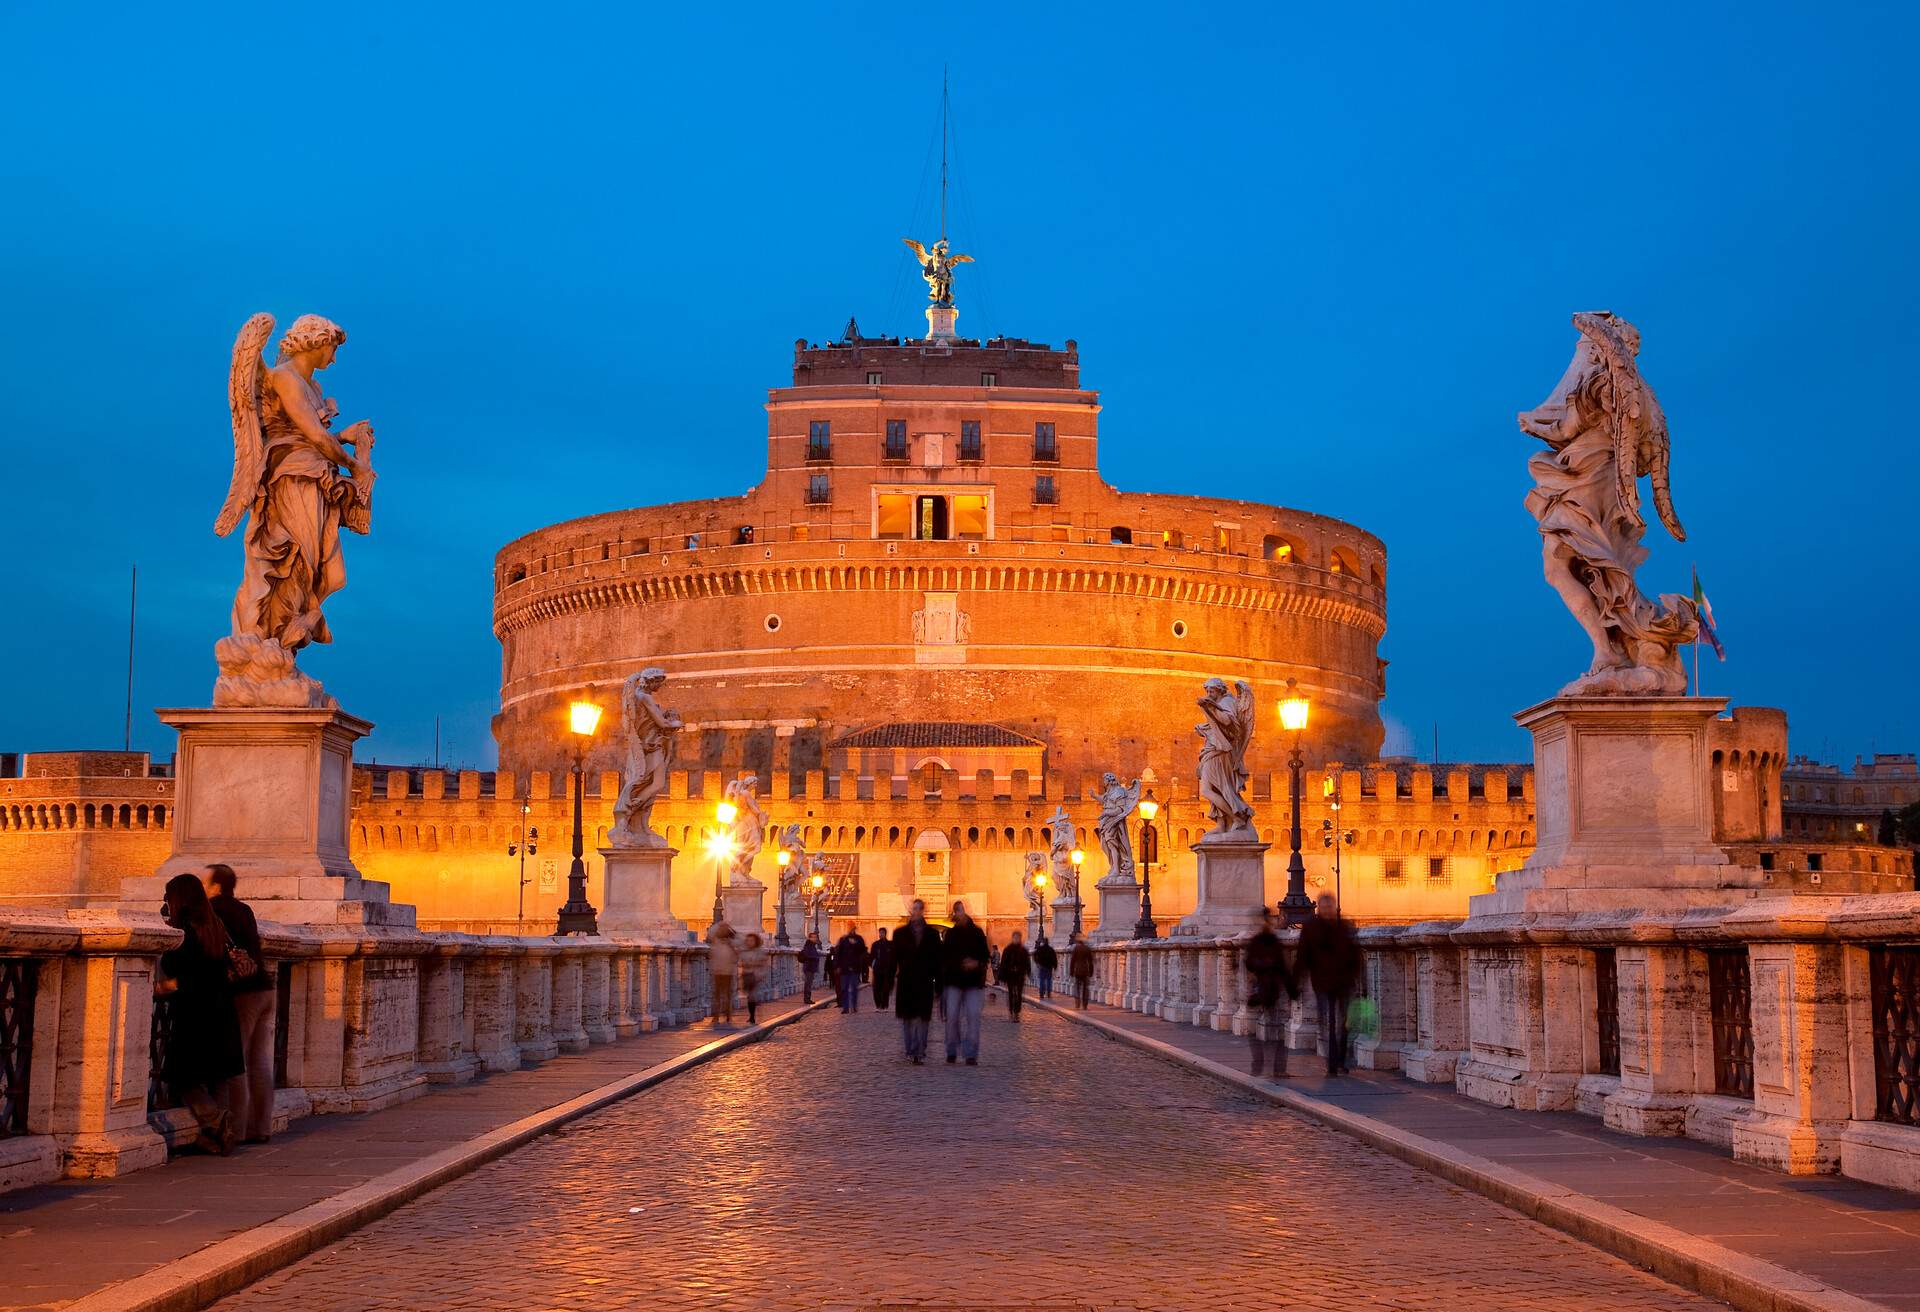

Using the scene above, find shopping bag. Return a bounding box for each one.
[1347,994,1379,1040]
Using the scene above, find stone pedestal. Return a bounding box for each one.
[1050,893,1082,943]
[1025,910,1045,947]
[599,846,688,941]
[1175,836,1268,938]
[126,705,409,927]
[1093,875,1141,943]
[723,878,765,935]
[1472,696,1755,917]
[925,302,958,341]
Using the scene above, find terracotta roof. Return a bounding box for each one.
[830,722,1043,750]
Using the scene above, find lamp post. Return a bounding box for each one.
[1133,789,1160,939]
[707,808,735,927]
[1278,679,1314,926]
[1070,847,1085,935]
[555,700,602,935]
[1033,870,1049,941]
[808,870,826,942]
[1321,775,1355,913]
[774,847,793,946]
[506,802,537,922]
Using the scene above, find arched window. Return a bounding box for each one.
[1329,546,1360,576]
[1110,526,1133,546]
[1261,535,1299,563]
[1162,529,1184,550]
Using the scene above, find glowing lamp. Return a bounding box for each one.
[1137,791,1159,822]
[1279,678,1310,734]
[568,700,602,737]
[1034,872,1048,889]
[810,872,825,890]
[715,799,739,825]
[776,849,792,867]
[1070,848,1085,868]
[705,832,734,860]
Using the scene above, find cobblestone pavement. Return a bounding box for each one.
[218,997,1723,1311]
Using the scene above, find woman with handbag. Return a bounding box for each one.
[156,874,246,1154]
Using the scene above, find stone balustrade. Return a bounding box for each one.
[1086,894,1920,1192]
[0,908,793,1193]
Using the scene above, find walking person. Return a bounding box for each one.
[1033,935,1058,1000]
[832,922,869,1013]
[1068,931,1095,1009]
[1295,892,1363,1075]
[797,930,823,1004]
[738,932,769,1024]
[155,874,244,1154]
[707,920,740,1025]
[204,864,275,1144]
[893,899,942,1064]
[868,926,896,1010]
[1241,906,1297,1079]
[941,900,990,1064]
[998,929,1032,1022]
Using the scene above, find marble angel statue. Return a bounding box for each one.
[1046,806,1079,903]
[902,236,974,305]
[1519,312,1699,695]
[611,668,682,847]
[1022,851,1047,921]
[1196,678,1256,837]
[777,823,809,911]
[1093,772,1143,882]
[214,313,377,706]
[722,774,769,881]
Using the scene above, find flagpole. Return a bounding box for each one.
[1692,635,1700,698]
[124,564,137,751]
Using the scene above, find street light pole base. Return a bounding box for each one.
[555,902,599,935]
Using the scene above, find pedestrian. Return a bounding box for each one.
[1033,935,1058,999]
[988,943,1002,984]
[1068,931,1095,1009]
[204,864,275,1144]
[831,922,870,1013]
[155,874,244,1154]
[707,920,740,1025]
[738,932,769,1024]
[940,900,990,1065]
[892,899,942,1064]
[1295,892,1363,1075]
[798,930,823,1003]
[869,926,896,1009]
[998,929,1032,1021]
[1241,906,1297,1079]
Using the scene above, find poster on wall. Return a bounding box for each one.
[816,853,860,915]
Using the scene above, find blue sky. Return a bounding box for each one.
[1,2,1913,769]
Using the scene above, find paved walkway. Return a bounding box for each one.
[213,995,1721,1311]
[1039,994,1920,1311]
[0,998,810,1311]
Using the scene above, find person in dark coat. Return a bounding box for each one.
[997,930,1033,1021]
[1241,906,1298,1078]
[1067,931,1095,1009]
[1295,892,1363,1075]
[1032,936,1059,999]
[797,932,823,1003]
[892,899,942,1063]
[205,864,275,1143]
[868,926,896,1009]
[940,900,991,1064]
[831,924,870,1013]
[156,873,244,1154]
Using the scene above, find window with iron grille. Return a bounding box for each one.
[1870,946,1920,1126]
[0,957,36,1138]
[1594,948,1620,1077]
[1033,475,1057,505]
[1707,948,1754,1098]
[148,995,177,1112]
[1426,856,1450,885]
[1381,857,1404,882]
[1033,422,1058,462]
[866,371,883,385]
[806,474,830,505]
[883,420,908,461]
[980,371,996,388]
[274,964,293,1088]
[959,420,983,461]
[807,420,832,461]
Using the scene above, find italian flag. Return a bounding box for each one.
[1692,566,1725,660]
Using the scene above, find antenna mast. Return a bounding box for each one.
[941,65,951,242]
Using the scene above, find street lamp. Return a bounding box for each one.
[774,847,793,946]
[1033,869,1049,941]
[506,801,537,922]
[808,870,826,942]
[1321,774,1355,912]
[1278,679,1314,926]
[1134,788,1160,939]
[1070,847,1085,935]
[706,824,734,926]
[555,700,603,935]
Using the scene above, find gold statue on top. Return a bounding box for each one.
[902,236,974,306]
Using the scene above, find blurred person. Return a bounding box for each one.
[893,899,942,1063]
[869,926,896,1009]
[1241,906,1297,1078]
[1068,931,1095,1009]
[738,931,770,1024]
[155,874,244,1154]
[832,922,870,1013]
[1032,935,1058,999]
[707,920,740,1025]
[998,930,1032,1021]
[1295,892,1363,1075]
[797,930,823,1003]
[941,900,990,1064]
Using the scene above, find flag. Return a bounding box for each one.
[1692,566,1725,660]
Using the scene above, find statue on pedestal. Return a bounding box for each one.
[722,774,768,882]
[1046,806,1079,905]
[1094,772,1143,882]
[1022,851,1047,921]
[777,822,809,909]
[902,236,974,306]
[1196,678,1256,838]
[611,668,681,848]
[1520,312,1699,695]
[216,313,378,707]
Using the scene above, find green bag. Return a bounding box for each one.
[1347,995,1379,1040]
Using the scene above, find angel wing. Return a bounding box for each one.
[901,237,930,264]
[1232,681,1255,751]
[216,313,274,536]
[948,253,975,266]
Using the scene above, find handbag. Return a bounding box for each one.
[219,919,260,984]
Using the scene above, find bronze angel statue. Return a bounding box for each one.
[213,313,377,706]
[902,236,974,305]
[1196,678,1255,838]
[1519,312,1698,695]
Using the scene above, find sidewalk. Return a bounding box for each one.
[1,996,818,1312]
[1035,995,1920,1312]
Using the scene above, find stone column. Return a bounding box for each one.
[609,950,641,1039]
[466,943,521,1072]
[581,945,615,1044]
[417,938,479,1085]
[1402,935,1469,1084]
[1733,940,1851,1174]
[549,951,588,1053]
[1352,937,1415,1072]
[287,935,428,1113]
[1455,936,1592,1112]
[514,943,559,1063]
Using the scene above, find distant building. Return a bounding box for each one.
[1782,753,1920,843]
